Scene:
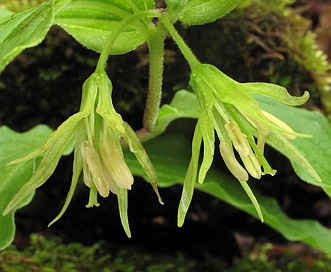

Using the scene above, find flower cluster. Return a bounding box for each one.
[177,63,320,226]
[4,72,162,237]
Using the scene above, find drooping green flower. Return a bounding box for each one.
[178,63,321,226]
[3,71,162,237]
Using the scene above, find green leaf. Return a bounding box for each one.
[0,1,54,73]
[125,133,331,253]
[0,9,13,23]
[0,125,52,250]
[165,0,188,14]
[154,90,199,136]
[134,0,155,11]
[169,0,240,25]
[256,95,331,196]
[54,0,149,54]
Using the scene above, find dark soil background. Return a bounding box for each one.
[1,0,331,267]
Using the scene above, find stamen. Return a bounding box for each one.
[225,121,250,156]
[81,141,110,197]
[219,141,249,182]
[262,110,296,139]
[239,151,262,179]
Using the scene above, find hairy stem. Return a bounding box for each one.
[161,15,200,69]
[143,26,167,132]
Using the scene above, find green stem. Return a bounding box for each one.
[143,27,167,132]
[161,15,200,69]
[95,16,134,73]
[96,10,160,73]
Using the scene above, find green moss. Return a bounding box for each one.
[235,1,331,118]
[0,234,228,272]
[2,235,331,272]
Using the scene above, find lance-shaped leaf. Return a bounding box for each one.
[0,0,54,73]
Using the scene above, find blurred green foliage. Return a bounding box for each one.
[0,0,46,12]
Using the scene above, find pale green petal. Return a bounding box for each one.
[3,120,77,215]
[238,180,264,222]
[8,111,88,165]
[191,74,214,110]
[122,122,163,205]
[96,72,125,134]
[178,125,202,227]
[80,72,100,112]
[193,64,259,109]
[48,123,86,226]
[194,64,310,139]
[117,188,131,238]
[243,82,310,106]
[197,112,215,184]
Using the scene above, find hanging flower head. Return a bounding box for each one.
[3,72,163,237]
[178,63,321,226]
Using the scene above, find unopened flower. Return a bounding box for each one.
[178,63,320,226]
[3,71,162,237]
